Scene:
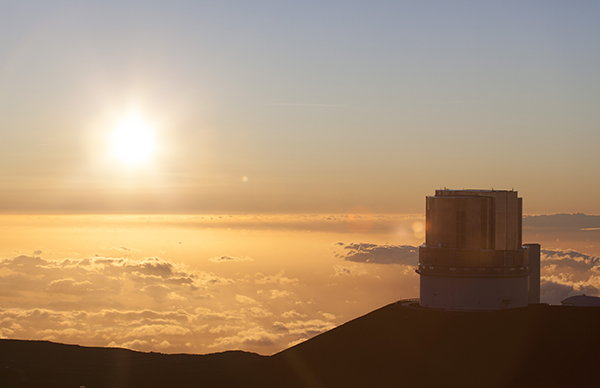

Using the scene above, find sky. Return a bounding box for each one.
[1,0,599,214]
[0,1,600,355]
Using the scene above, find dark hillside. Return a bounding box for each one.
[243,303,600,388]
[0,339,264,388]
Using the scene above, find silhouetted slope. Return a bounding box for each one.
[2,303,600,387]
[242,303,600,388]
[0,339,264,388]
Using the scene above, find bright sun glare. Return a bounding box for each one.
[110,115,157,167]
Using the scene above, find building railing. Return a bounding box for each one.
[419,246,530,268]
[394,298,420,306]
[416,264,530,276]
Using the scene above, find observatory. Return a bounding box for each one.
[417,189,540,310]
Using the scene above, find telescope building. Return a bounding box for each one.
[417,189,540,310]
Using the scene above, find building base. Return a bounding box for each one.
[419,274,529,311]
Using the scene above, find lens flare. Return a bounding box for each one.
[412,221,425,239]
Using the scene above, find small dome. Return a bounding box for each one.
[561,294,600,307]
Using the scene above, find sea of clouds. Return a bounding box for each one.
[0,243,595,354]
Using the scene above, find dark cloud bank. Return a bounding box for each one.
[336,243,419,265]
[523,213,600,228]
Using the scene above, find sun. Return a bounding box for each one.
[110,115,157,167]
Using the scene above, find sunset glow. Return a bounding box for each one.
[0,0,599,359]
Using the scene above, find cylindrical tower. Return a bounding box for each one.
[417,189,530,310]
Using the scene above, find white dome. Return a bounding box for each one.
[561,294,600,307]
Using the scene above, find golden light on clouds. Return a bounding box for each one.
[0,214,425,354]
[110,114,158,167]
[0,213,597,354]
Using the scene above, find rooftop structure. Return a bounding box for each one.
[417,189,540,310]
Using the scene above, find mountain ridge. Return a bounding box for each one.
[2,302,600,387]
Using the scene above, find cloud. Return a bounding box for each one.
[266,290,292,299]
[111,339,150,351]
[151,214,422,235]
[542,249,600,268]
[0,255,232,306]
[208,324,244,334]
[167,292,187,301]
[208,255,254,263]
[319,312,336,320]
[112,246,138,252]
[333,265,368,277]
[272,319,336,337]
[155,340,173,350]
[209,326,280,348]
[254,270,299,285]
[0,307,202,352]
[287,338,308,347]
[523,213,600,229]
[540,279,599,305]
[235,295,259,305]
[0,253,253,353]
[337,243,419,265]
[281,310,307,319]
[126,324,191,338]
[241,306,273,318]
[540,249,600,304]
[47,279,98,295]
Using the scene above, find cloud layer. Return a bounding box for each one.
[540,249,600,304]
[209,255,254,263]
[523,213,600,229]
[0,235,595,355]
[0,253,338,355]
